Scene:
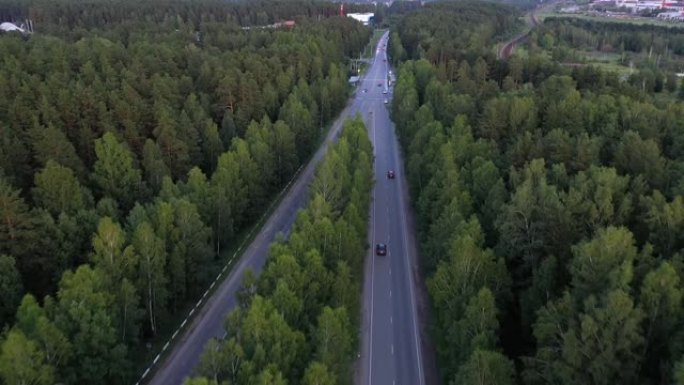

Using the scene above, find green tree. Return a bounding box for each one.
[279,93,315,161]
[570,226,636,300]
[28,123,86,180]
[0,254,22,327]
[0,177,33,255]
[211,151,248,253]
[496,159,571,284]
[90,217,141,342]
[54,265,129,384]
[614,131,667,190]
[302,362,335,385]
[15,294,71,370]
[455,349,515,385]
[0,329,55,385]
[315,306,353,381]
[92,132,142,209]
[452,288,500,365]
[32,160,92,216]
[526,290,644,385]
[132,221,167,335]
[142,139,170,194]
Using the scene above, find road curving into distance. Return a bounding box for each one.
[357,31,427,385]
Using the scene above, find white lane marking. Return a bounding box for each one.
[391,316,393,324]
[368,97,377,385]
[392,344,394,355]
[395,139,426,385]
[390,289,392,298]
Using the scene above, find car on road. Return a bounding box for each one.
[384,99,388,104]
[375,243,387,256]
[377,82,382,87]
[383,89,388,94]
[363,88,367,93]
[387,170,395,179]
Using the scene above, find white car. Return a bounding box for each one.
[384,99,388,104]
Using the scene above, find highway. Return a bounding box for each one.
[144,30,401,385]
[357,32,426,385]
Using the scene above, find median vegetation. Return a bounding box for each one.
[189,117,373,385]
[0,1,371,383]
[392,1,684,385]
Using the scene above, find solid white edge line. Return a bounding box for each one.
[396,137,426,385]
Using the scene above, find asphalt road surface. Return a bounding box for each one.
[145,31,395,385]
[357,32,426,385]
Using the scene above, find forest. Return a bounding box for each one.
[533,17,684,93]
[188,117,373,385]
[391,2,684,385]
[0,1,370,383]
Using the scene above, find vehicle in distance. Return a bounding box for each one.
[384,99,389,105]
[387,170,395,179]
[375,243,387,256]
[378,82,382,86]
[383,89,388,94]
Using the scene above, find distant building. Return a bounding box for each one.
[613,0,684,11]
[241,20,295,31]
[347,13,374,26]
[272,20,296,28]
[349,76,361,86]
[658,10,684,18]
[0,22,26,33]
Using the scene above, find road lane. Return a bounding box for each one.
[358,31,425,385]
[144,40,379,385]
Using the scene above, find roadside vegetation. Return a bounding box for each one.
[188,117,373,385]
[0,1,370,383]
[391,1,684,384]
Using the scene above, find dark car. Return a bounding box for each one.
[378,82,382,87]
[375,243,387,256]
[387,170,395,179]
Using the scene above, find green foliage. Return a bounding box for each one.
[1,1,372,381]
[454,349,515,385]
[0,329,55,385]
[92,132,143,210]
[390,4,684,384]
[32,160,92,216]
[193,117,373,385]
[0,255,22,327]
